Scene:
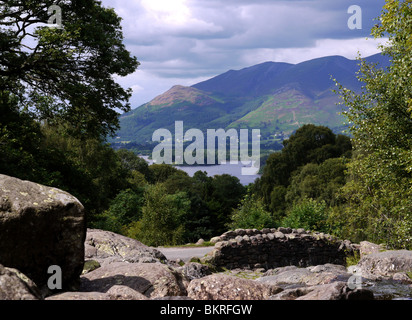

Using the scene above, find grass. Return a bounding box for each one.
[345,251,361,268]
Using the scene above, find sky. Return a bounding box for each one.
[100,0,388,109]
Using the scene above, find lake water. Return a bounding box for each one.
[141,156,261,185]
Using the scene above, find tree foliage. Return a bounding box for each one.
[0,0,139,139]
[255,124,352,218]
[333,0,412,248]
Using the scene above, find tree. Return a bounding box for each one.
[285,157,349,208]
[129,184,190,246]
[334,0,412,248]
[209,174,246,234]
[229,193,274,230]
[93,188,145,234]
[256,124,352,214]
[281,198,329,233]
[0,0,139,139]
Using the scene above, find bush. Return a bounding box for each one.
[281,198,329,232]
[229,194,275,230]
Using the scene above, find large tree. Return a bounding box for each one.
[0,0,139,138]
[334,0,412,248]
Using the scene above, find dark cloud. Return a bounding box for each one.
[102,0,387,107]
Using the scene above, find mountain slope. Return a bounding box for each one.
[114,53,390,146]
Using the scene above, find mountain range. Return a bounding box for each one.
[113,53,390,149]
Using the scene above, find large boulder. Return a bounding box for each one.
[356,250,412,279]
[258,264,352,287]
[187,274,282,300]
[0,174,86,291]
[80,262,188,299]
[0,264,42,300]
[46,285,149,300]
[85,229,166,265]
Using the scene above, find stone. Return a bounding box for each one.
[0,264,42,300]
[359,241,386,258]
[274,231,285,239]
[209,236,221,244]
[180,262,212,280]
[82,260,101,275]
[278,227,292,234]
[46,291,112,300]
[106,285,149,300]
[295,282,374,300]
[85,228,166,265]
[257,264,352,287]
[356,250,412,279]
[187,274,282,300]
[208,228,351,269]
[80,262,188,299]
[0,174,85,291]
[195,239,205,246]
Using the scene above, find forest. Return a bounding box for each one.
[1,1,411,249]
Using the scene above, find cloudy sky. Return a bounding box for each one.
[100,0,388,109]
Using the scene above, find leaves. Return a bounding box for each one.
[335,0,412,249]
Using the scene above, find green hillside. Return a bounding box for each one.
[112,54,390,149]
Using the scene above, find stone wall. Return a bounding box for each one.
[206,227,356,270]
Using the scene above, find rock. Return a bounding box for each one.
[208,228,352,269]
[46,284,149,301]
[392,272,412,284]
[210,236,221,244]
[258,264,352,287]
[0,264,42,300]
[294,282,374,300]
[0,174,85,291]
[85,228,166,265]
[356,250,412,279]
[187,274,282,300]
[82,260,101,275]
[359,241,386,258]
[180,262,212,280]
[196,239,205,246]
[80,262,188,299]
[46,291,112,300]
[106,285,149,300]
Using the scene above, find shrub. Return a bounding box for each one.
[281,198,329,232]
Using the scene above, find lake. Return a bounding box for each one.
[141,156,261,185]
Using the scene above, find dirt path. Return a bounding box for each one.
[157,246,214,262]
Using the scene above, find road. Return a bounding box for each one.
[157,246,214,262]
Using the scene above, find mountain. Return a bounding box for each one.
[113,53,390,147]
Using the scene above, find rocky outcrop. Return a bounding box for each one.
[355,250,412,281]
[205,228,357,269]
[85,228,166,265]
[0,174,408,302]
[80,262,188,298]
[0,174,85,291]
[0,264,42,300]
[258,264,352,287]
[257,264,373,300]
[187,274,282,300]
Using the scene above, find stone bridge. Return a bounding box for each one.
[205,227,357,270]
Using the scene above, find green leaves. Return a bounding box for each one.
[1,0,139,139]
[335,0,412,249]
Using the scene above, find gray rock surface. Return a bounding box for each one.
[80,262,188,298]
[0,264,42,300]
[356,250,412,279]
[187,274,282,300]
[85,228,166,265]
[0,174,85,291]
